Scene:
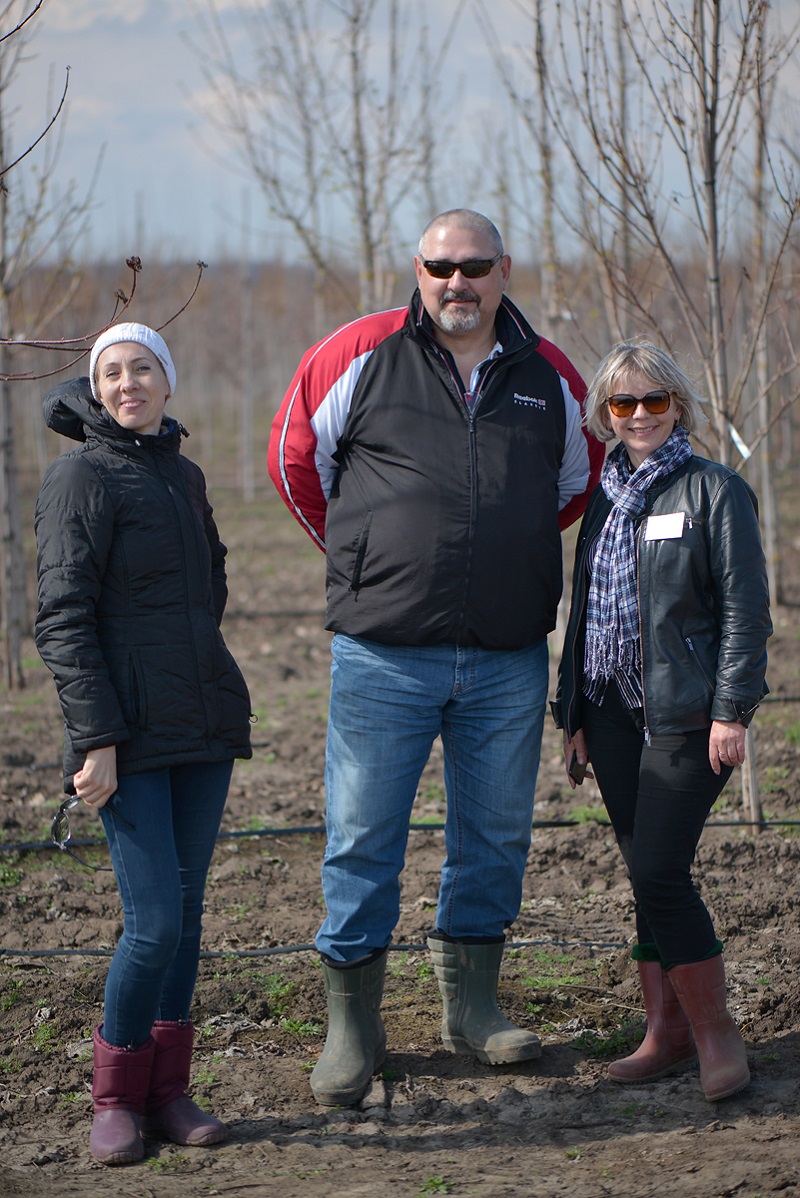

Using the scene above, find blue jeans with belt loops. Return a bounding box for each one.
[99,760,232,1047]
[316,634,549,963]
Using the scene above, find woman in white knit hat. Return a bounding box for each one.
[35,324,253,1165]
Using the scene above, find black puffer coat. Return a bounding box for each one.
[35,380,252,790]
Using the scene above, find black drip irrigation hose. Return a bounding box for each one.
[2,814,799,859]
[0,937,628,961]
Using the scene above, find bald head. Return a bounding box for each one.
[418,210,504,259]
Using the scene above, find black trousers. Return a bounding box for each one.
[582,682,733,967]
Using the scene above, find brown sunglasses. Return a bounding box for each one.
[606,389,672,417]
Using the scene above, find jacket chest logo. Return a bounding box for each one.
[513,393,547,411]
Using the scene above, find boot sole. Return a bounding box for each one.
[91,1147,145,1166]
[608,1050,698,1084]
[703,1069,751,1102]
[442,1034,542,1065]
[141,1122,228,1145]
[310,1049,386,1106]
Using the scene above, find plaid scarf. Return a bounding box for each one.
[583,425,692,705]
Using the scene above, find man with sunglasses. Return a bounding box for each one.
[269,209,603,1106]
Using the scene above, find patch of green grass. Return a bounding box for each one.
[0,977,23,1010]
[564,1147,581,1161]
[193,1061,221,1088]
[571,1024,641,1059]
[146,1153,189,1174]
[224,901,250,920]
[522,949,581,990]
[33,1019,59,1052]
[0,855,23,888]
[279,1016,321,1037]
[418,1177,452,1195]
[387,951,409,977]
[762,765,790,794]
[570,805,610,825]
[785,722,800,746]
[260,972,295,1017]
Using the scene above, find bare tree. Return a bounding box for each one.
[478,0,799,465]
[0,0,100,690]
[189,0,461,319]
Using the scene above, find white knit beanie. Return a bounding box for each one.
[89,323,177,400]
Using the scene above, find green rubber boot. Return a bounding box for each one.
[310,951,387,1106]
[427,935,541,1065]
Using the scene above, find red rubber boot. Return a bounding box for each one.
[90,1027,155,1166]
[608,960,696,1083]
[669,955,750,1101]
[141,1020,227,1145]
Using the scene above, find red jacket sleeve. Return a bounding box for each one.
[268,308,408,550]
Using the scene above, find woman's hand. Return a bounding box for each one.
[73,746,118,808]
[563,728,590,791]
[709,720,747,775]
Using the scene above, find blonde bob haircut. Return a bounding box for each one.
[584,339,706,443]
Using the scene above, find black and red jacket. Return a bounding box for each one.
[269,292,603,650]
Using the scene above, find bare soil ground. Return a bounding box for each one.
[2,489,800,1198]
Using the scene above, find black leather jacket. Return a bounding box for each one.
[552,455,771,739]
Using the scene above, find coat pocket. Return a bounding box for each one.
[128,651,149,730]
[348,511,373,594]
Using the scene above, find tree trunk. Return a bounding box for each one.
[0,363,26,691]
[697,0,730,462]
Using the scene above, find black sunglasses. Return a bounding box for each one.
[607,389,672,417]
[420,254,502,280]
[50,795,134,871]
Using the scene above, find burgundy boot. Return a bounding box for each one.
[90,1027,155,1166]
[141,1020,227,1146]
[608,960,696,1083]
[669,954,750,1101]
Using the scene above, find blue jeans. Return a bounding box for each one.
[99,760,232,1047]
[317,634,548,962]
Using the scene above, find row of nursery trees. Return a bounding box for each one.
[1,0,799,692]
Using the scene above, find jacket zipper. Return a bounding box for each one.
[635,520,651,743]
[685,635,715,690]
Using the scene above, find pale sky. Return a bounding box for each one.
[10,0,799,265]
[12,0,518,263]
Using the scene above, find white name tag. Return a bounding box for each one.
[644,512,685,541]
